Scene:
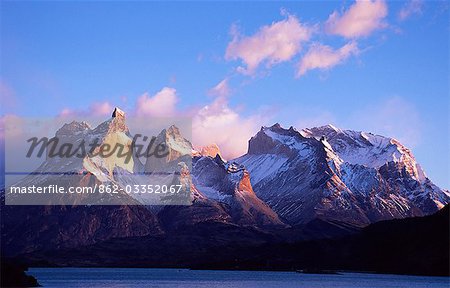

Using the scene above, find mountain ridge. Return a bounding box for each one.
[1,108,448,260]
[235,123,449,226]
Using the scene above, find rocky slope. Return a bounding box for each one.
[191,155,285,228]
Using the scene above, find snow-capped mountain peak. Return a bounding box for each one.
[302,125,426,182]
[194,143,222,159]
[233,123,448,226]
[158,125,193,157]
[9,115,448,230]
[248,123,311,156]
[56,121,91,136]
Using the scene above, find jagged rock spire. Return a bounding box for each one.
[112,107,125,118]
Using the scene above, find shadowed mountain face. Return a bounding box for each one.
[6,206,449,277]
[188,205,450,276]
[1,109,449,266]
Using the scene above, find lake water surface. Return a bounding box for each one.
[28,268,450,288]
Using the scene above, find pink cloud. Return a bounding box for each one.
[208,79,230,98]
[225,12,313,75]
[57,88,179,119]
[398,0,423,21]
[134,87,179,117]
[191,79,271,159]
[53,83,265,159]
[89,102,114,116]
[325,0,388,38]
[0,80,17,112]
[192,95,266,160]
[0,114,28,143]
[59,108,74,117]
[297,42,359,77]
[58,101,113,117]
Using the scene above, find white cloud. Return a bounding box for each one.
[297,41,359,77]
[134,87,179,117]
[225,12,313,75]
[325,0,388,38]
[398,0,423,21]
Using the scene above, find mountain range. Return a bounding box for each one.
[1,107,449,272]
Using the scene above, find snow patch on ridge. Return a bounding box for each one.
[235,154,289,183]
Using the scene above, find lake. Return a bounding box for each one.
[28,268,450,288]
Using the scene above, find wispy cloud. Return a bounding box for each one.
[350,96,422,147]
[208,78,230,98]
[59,101,113,117]
[90,102,114,116]
[225,11,313,75]
[398,0,423,21]
[297,41,359,77]
[325,0,388,38]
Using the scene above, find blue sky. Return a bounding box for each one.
[1,1,449,188]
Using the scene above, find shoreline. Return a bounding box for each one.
[25,266,450,278]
